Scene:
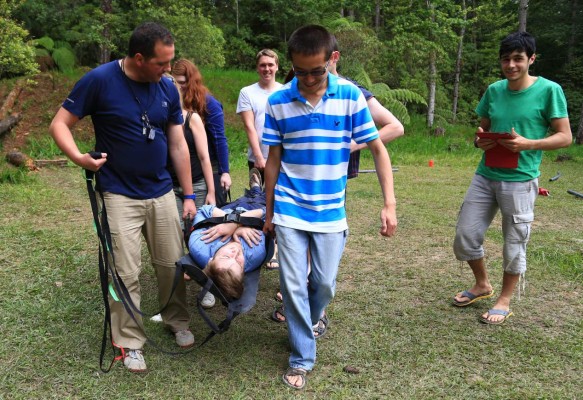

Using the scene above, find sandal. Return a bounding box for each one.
[313,315,329,339]
[282,367,307,390]
[270,305,286,323]
[265,258,279,270]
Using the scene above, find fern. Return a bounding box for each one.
[35,36,54,51]
[349,66,426,125]
[52,47,75,73]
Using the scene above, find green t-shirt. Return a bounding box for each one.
[475,77,568,181]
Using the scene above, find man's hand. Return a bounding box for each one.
[80,152,108,171]
[233,227,262,247]
[182,199,196,220]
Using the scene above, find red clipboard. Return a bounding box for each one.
[476,131,518,168]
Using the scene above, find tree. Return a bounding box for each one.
[0,0,38,78]
[452,0,469,123]
[518,0,528,32]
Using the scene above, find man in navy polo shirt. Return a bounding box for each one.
[49,22,195,373]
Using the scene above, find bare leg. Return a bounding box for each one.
[481,272,519,323]
[454,258,493,303]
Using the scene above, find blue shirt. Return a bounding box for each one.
[204,94,230,174]
[63,61,183,199]
[188,205,267,273]
[263,74,378,232]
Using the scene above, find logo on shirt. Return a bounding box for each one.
[161,101,168,108]
[334,120,340,126]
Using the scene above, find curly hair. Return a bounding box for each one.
[171,59,209,119]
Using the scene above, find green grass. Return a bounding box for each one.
[1,142,582,399]
[1,70,583,398]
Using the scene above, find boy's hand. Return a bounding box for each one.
[498,128,528,152]
[202,223,238,243]
[474,127,496,151]
[233,227,261,247]
[263,215,275,238]
[380,206,397,237]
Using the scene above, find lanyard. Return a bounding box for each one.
[120,58,156,141]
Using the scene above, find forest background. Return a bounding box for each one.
[2,0,583,140]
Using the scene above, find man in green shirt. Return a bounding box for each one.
[452,31,572,324]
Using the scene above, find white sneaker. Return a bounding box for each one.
[201,292,216,309]
[175,329,195,348]
[123,349,147,373]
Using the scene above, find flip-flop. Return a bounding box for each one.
[452,289,494,307]
[270,305,286,323]
[265,258,279,270]
[479,308,513,325]
[282,367,307,390]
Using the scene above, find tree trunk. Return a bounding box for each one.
[518,0,528,32]
[567,0,578,63]
[427,50,436,128]
[0,82,23,120]
[375,0,381,31]
[576,100,583,145]
[426,0,436,128]
[452,0,467,123]
[99,0,112,64]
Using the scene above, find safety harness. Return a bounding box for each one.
[177,210,274,346]
[84,153,272,370]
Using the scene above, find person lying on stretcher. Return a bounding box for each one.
[187,168,268,299]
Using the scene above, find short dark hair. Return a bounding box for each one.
[287,25,335,61]
[128,22,174,59]
[499,31,536,59]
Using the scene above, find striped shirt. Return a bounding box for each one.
[263,73,378,232]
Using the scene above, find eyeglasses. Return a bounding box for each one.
[292,60,330,77]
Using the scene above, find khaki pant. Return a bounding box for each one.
[101,190,189,349]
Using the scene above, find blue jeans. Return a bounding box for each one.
[275,225,348,371]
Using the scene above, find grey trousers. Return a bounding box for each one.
[453,174,538,275]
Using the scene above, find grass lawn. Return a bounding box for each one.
[1,146,581,399]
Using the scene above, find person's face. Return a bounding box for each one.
[172,74,187,93]
[213,241,245,274]
[291,51,330,95]
[256,55,278,84]
[500,50,534,83]
[137,41,175,82]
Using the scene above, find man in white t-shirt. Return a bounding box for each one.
[237,49,283,174]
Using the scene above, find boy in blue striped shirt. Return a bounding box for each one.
[262,24,397,390]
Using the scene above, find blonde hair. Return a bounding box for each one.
[204,258,244,300]
[256,49,279,65]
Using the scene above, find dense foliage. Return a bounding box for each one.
[3,0,583,134]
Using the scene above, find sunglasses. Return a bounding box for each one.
[292,60,330,77]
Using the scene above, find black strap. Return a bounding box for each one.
[84,153,191,372]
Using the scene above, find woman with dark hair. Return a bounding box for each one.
[172,59,232,207]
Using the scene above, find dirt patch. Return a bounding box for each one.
[1,73,93,155]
